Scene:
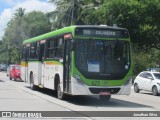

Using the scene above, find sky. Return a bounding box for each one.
[0,0,55,40]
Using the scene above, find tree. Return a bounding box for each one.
[22,11,51,38]
[14,8,26,20]
[3,8,26,64]
[92,0,160,51]
[2,9,52,64]
[0,41,8,64]
[48,0,74,29]
[48,0,103,29]
[133,48,160,75]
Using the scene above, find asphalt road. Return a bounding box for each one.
[0,71,160,119]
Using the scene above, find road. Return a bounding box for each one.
[0,71,160,119]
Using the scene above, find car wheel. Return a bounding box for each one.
[134,83,140,93]
[152,86,159,96]
[57,83,65,100]
[99,95,111,101]
[9,76,12,80]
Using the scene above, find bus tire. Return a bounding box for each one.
[57,83,65,100]
[99,95,111,101]
[30,73,36,90]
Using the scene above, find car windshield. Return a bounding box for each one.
[153,73,160,80]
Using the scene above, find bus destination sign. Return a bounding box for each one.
[83,30,116,36]
[75,28,129,38]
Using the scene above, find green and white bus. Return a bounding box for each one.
[21,25,133,100]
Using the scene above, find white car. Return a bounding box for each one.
[134,71,160,96]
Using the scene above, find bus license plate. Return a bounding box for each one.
[100,91,110,95]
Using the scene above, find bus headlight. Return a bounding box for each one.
[74,74,84,85]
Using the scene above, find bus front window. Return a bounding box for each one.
[75,39,130,80]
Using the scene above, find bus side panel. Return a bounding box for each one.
[43,63,54,89]
[43,62,63,90]
[38,62,43,85]
[28,61,39,85]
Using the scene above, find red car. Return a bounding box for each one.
[10,65,21,81]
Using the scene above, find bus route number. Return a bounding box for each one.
[83,30,91,35]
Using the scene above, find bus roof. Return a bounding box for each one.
[75,25,127,30]
[23,25,128,45]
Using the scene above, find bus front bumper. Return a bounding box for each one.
[71,77,132,96]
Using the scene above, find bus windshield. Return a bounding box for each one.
[75,39,130,80]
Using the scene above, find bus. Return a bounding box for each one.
[21,25,133,101]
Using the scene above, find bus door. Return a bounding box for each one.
[39,40,46,86]
[25,45,30,82]
[63,39,72,93]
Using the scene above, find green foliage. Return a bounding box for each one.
[1,8,52,64]
[0,43,8,64]
[97,0,160,51]
[48,0,101,28]
[48,0,75,29]
[22,11,51,38]
[133,48,160,75]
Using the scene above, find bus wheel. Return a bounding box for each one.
[30,74,36,90]
[57,83,65,100]
[99,95,111,101]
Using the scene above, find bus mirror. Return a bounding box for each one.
[64,34,72,39]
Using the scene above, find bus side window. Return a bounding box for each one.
[55,37,64,59]
[54,37,64,59]
[29,44,34,59]
[29,42,38,60]
[46,39,54,59]
[39,42,45,61]
[45,36,64,59]
[35,42,39,59]
[53,39,58,57]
